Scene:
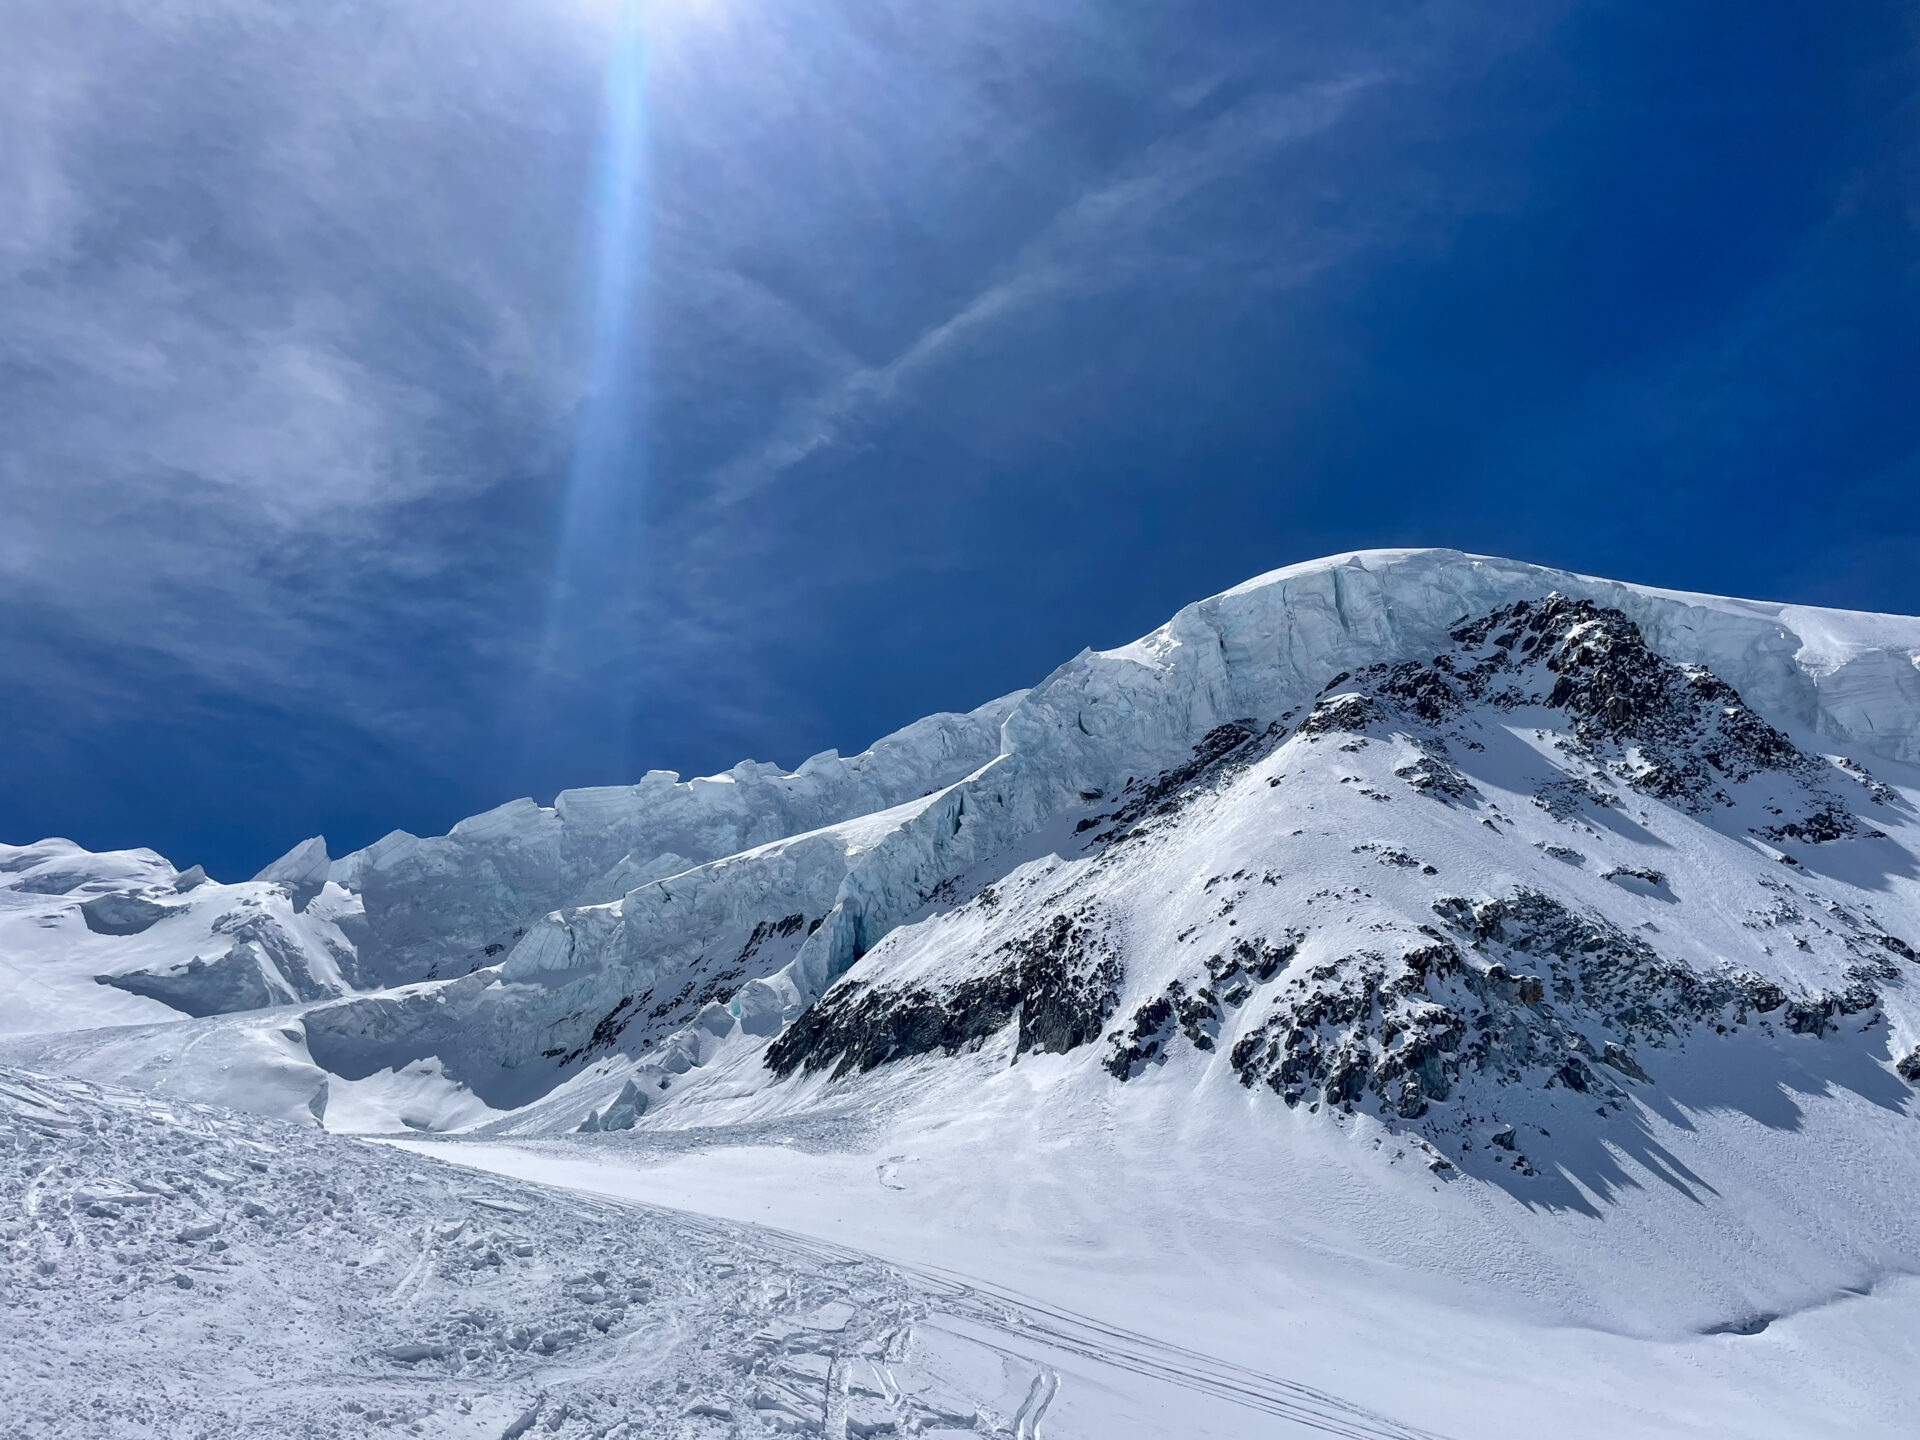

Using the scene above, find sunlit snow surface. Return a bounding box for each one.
[3,1066,1462,1439]
[7,550,1920,1435]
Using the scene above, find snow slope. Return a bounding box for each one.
[0,1063,1462,1439]
[356,580,1916,1436]
[175,547,1920,1140]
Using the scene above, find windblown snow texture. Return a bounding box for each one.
[1,1064,1456,1440]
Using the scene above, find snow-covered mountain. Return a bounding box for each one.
[0,838,364,1031]
[8,548,1920,1437]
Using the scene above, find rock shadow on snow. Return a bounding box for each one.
[1464,1023,1913,1216]
[1767,830,1920,893]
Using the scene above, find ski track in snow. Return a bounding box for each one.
[689,1228,1449,1440]
[0,1065,1438,1439]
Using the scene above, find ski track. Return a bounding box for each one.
[714,1226,1449,1440]
[650,1210,1449,1440]
[0,1064,1434,1439]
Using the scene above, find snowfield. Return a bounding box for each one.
[6,549,1920,1435]
[3,1064,1462,1439]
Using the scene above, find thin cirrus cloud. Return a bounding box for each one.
[2,0,1915,879]
[1,10,581,565]
[696,74,1387,513]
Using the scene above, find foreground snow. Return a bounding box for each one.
[8,1061,1911,1438]
[4,1065,1460,1439]
[399,1112,1920,1440]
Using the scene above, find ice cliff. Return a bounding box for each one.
[291,549,1920,1134]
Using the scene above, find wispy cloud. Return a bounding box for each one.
[0,3,598,721]
[698,75,1385,508]
[12,0,1899,883]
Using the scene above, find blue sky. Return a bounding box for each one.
[3,0,1917,879]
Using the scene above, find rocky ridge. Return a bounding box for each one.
[627,589,1920,1182]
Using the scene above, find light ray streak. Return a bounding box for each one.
[520,1,650,770]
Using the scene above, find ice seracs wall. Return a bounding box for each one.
[0,693,1020,1038]
[648,548,1920,1046]
[314,693,1023,990]
[0,838,362,1030]
[274,549,1920,1134]
[9,548,1920,1144]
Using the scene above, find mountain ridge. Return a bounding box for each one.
[10,547,1920,1156]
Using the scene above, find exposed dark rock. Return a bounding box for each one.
[765,913,1122,1079]
[1306,594,1869,843]
[1084,722,1272,844]
[1393,754,1476,801]
[552,996,637,1067]
[735,914,808,967]
[1780,980,1880,1037]
[1602,867,1671,899]
[1453,597,1813,807]
[1603,866,1665,886]
[1753,807,1864,845]
[1601,1042,1650,1083]
[80,892,183,936]
[1173,984,1223,1050]
[1221,889,1880,1124]
[1208,935,1301,985]
[1533,778,1617,820]
[1228,942,1472,1119]
[1834,756,1899,805]
[1296,693,1377,739]
[1353,844,1423,869]
[1104,933,1306,1081]
[1104,994,1177,1079]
